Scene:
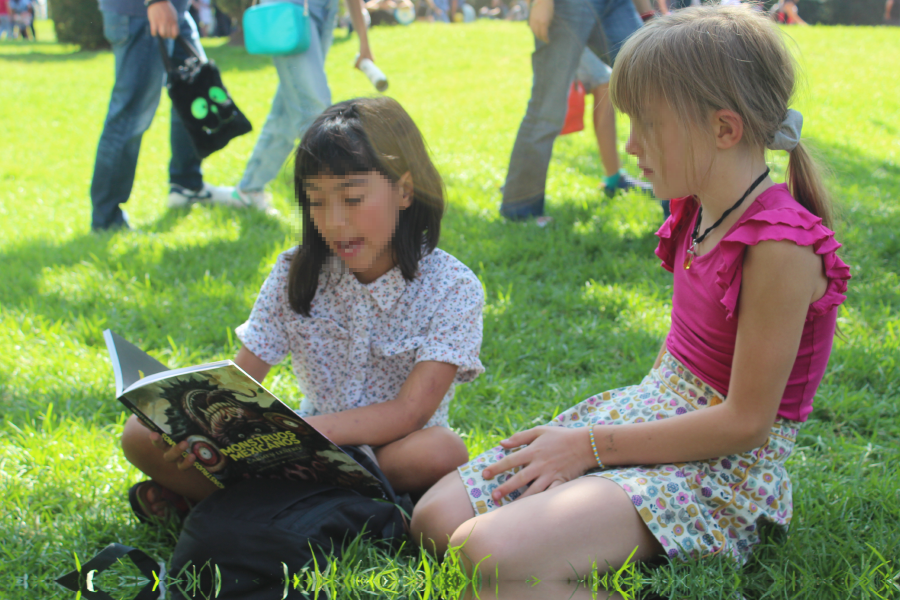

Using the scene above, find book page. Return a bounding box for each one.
[103,330,170,397]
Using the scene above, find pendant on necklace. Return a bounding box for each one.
[684,243,696,270]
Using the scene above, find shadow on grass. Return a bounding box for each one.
[1,206,290,349]
[203,43,276,72]
[0,47,99,62]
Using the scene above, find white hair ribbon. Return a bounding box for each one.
[767,109,803,152]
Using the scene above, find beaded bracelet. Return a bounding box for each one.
[588,425,604,469]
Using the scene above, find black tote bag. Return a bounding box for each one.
[158,36,252,159]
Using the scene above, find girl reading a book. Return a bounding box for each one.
[122,97,485,521]
[411,5,850,578]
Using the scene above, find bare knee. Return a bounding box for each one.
[429,427,469,475]
[410,470,474,557]
[121,414,156,470]
[447,517,502,577]
[378,426,469,494]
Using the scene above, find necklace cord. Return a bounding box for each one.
[691,167,771,246]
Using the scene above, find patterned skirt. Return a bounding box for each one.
[457,352,800,563]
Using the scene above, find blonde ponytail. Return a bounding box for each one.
[786,142,833,231]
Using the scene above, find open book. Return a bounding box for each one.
[104,330,386,499]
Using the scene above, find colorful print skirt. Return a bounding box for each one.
[457,352,801,563]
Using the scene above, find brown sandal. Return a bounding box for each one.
[128,480,192,524]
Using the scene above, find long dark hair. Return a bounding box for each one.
[289,97,445,316]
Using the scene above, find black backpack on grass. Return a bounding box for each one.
[167,446,412,600]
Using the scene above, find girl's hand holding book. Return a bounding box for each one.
[149,431,197,471]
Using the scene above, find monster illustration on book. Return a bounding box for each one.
[118,361,385,498]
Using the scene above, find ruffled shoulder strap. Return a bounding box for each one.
[655,195,698,273]
[715,184,851,321]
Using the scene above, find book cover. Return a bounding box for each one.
[104,330,387,499]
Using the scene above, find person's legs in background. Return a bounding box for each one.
[575,47,652,198]
[232,0,338,210]
[499,0,597,220]
[592,0,669,218]
[90,12,167,230]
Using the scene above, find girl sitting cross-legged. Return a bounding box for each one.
[411,5,850,580]
[121,97,485,521]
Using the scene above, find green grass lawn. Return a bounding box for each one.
[1,18,899,600]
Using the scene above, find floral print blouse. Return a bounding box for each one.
[236,248,485,428]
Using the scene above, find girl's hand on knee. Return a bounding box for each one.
[148,431,196,471]
[482,426,593,503]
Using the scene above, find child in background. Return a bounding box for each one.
[574,48,654,200]
[123,97,485,521]
[412,5,849,578]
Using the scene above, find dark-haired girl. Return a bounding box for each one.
[122,97,484,520]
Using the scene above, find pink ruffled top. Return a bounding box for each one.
[656,183,851,422]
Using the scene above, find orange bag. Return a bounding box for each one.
[560,80,586,135]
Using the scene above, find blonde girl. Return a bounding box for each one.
[411,5,850,579]
[122,97,485,521]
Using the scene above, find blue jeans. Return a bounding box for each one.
[238,0,339,193]
[500,0,642,219]
[91,11,205,230]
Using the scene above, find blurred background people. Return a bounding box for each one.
[0,0,12,40]
[365,0,415,25]
[90,0,229,230]
[479,0,507,18]
[575,48,653,199]
[886,0,898,25]
[10,0,34,39]
[770,0,806,24]
[498,0,644,221]
[193,0,214,35]
[223,0,376,211]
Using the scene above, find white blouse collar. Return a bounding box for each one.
[324,255,408,312]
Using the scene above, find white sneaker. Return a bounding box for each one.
[230,188,280,216]
[167,183,242,208]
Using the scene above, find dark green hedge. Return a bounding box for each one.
[48,0,108,49]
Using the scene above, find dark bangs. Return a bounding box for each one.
[288,98,445,317]
[294,110,387,187]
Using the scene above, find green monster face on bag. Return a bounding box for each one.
[190,86,237,134]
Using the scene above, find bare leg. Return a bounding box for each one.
[121,414,219,515]
[458,580,628,600]
[375,426,469,495]
[410,469,476,556]
[591,82,620,178]
[448,477,662,581]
